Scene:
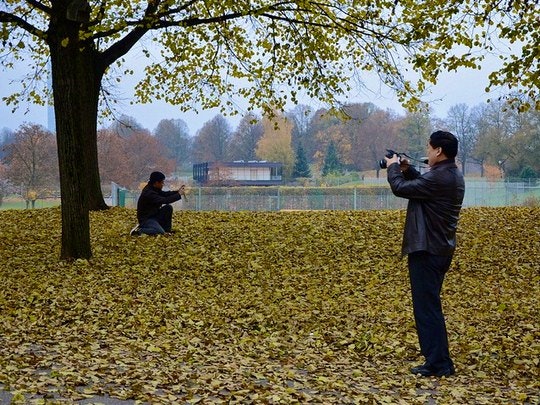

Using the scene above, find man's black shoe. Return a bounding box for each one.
[411,364,455,377]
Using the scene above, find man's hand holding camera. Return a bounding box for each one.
[384,154,410,172]
[385,154,400,166]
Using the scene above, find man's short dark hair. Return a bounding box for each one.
[429,131,458,159]
[149,171,166,184]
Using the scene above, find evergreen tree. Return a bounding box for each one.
[292,144,311,178]
[322,141,344,176]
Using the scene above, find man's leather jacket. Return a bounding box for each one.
[387,159,465,256]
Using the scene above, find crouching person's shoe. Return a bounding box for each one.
[130,225,142,236]
[411,364,455,377]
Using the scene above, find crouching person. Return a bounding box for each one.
[130,171,185,236]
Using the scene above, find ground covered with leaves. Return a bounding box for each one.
[0,207,538,404]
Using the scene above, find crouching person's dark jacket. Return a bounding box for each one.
[137,184,182,224]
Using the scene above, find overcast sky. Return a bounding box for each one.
[1,52,505,137]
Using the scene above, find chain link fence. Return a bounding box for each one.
[116,178,540,211]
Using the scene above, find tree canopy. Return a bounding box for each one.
[227,112,264,161]
[256,112,295,178]
[154,119,191,169]
[192,115,232,163]
[2,123,58,203]
[2,0,538,115]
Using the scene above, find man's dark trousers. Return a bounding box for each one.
[408,251,454,371]
[140,204,173,235]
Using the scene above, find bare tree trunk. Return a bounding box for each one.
[49,14,103,259]
[73,37,108,212]
[45,0,149,258]
[84,110,109,211]
[86,149,109,210]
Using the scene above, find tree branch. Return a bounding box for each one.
[95,1,398,77]
[91,0,243,40]
[0,11,46,39]
[98,0,162,70]
[98,24,153,70]
[155,0,199,19]
[97,0,245,69]
[89,0,108,28]
[26,0,52,15]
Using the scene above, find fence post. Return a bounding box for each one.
[118,189,126,207]
[111,182,127,207]
[111,182,119,206]
[353,188,357,210]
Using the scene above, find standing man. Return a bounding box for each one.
[385,130,465,377]
[131,171,185,236]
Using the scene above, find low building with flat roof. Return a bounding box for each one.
[193,161,283,186]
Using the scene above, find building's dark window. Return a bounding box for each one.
[270,166,282,180]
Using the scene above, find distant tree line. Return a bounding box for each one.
[1,100,539,202]
[148,100,540,181]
